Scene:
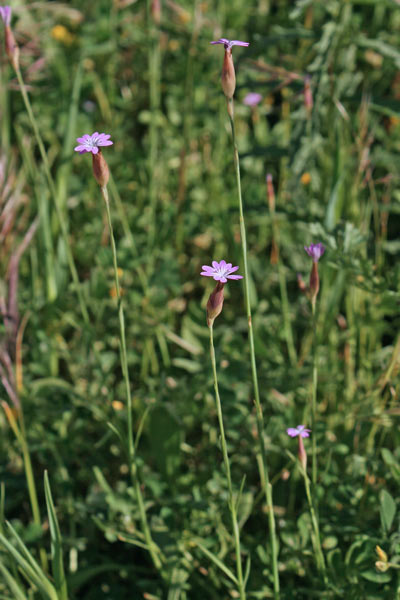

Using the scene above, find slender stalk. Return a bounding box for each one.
[146,0,161,256]
[227,97,280,598]
[100,185,163,572]
[209,324,246,600]
[18,412,49,572]
[311,302,318,486]
[14,65,89,324]
[301,465,327,584]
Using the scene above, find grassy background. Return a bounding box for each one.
[1,0,400,597]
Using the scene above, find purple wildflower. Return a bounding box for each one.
[286,425,311,438]
[210,38,249,50]
[74,132,113,155]
[201,260,243,283]
[0,6,11,26]
[243,92,262,107]
[304,243,325,263]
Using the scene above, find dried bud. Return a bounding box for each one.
[221,48,236,99]
[298,435,307,471]
[266,174,276,213]
[297,273,307,293]
[309,261,320,307]
[5,25,19,70]
[376,545,388,563]
[206,281,224,328]
[92,151,109,187]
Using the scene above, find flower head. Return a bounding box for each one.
[210,38,249,50]
[304,243,325,263]
[74,132,113,155]
[243,92,262,107]
[286,425,311,438]
[201,260,243,283]
[0,6,11,26]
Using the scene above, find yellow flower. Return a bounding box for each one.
[301,172,311,185]
[51,25,75,46]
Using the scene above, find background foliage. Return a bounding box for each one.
[1,0,400,597]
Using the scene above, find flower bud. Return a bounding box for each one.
[309,261,320,308]
[221,48,236,99]
[298,435,307,471]
[375,561,389,573]
[206,281,224,328]
[92,151,109,187]
[5,25,19,70]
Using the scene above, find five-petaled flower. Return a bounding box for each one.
[286,425,311,438]
[210,38,249,50]
[74,132,113,155]
[243,92,262,107]
[304,243,325,263]
[201,260,243,283]
[0,6,11,26]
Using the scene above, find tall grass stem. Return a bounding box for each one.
[100,185,163,573]
[209,324,246,600]
[302,465,327,583]
[227,97,280,598]
[14,65,89,324]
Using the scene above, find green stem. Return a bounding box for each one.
[302,466,327,584]
[311,302,318,487]
[18,411,48,572]
[100,185,163,573]
[227,97,280,598]
[146,0,161,256]
[14,65,89,324]
[209,325,246,600]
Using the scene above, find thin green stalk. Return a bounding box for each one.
[311,303,318,487]
[14,65,89,324]
[3,402,48,573]
[227,97,280,598]
[100,185,163,573]
[209,324,246,600]
[302,465,327,584]
[146,0,161,256]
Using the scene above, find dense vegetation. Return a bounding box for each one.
[1,0,400,598]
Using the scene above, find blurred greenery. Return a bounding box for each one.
[1,0,400,598]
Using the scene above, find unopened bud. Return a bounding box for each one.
[309,261,320,307]
[221,48,236,99]
[304,75,313,116]
[375,561,389,573]
[270,238,279,265]
[206,281,224,328]
[298,435,307,471]
[92,151,109,187]
[5,25,19,70]
[151,0,161,25]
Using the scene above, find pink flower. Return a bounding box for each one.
[0,6,11,26]
[210,38,249,50]
[286,425,311,438]
[304,243,325,263]
[74,132,113,155]
[201,260,243,283]
[243,92,262,107]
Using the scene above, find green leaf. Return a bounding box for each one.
[0,562,28,600]
[360,569,392,583]
[44,471,68,600]
[195,541,238,585]
[380,489,396,534]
